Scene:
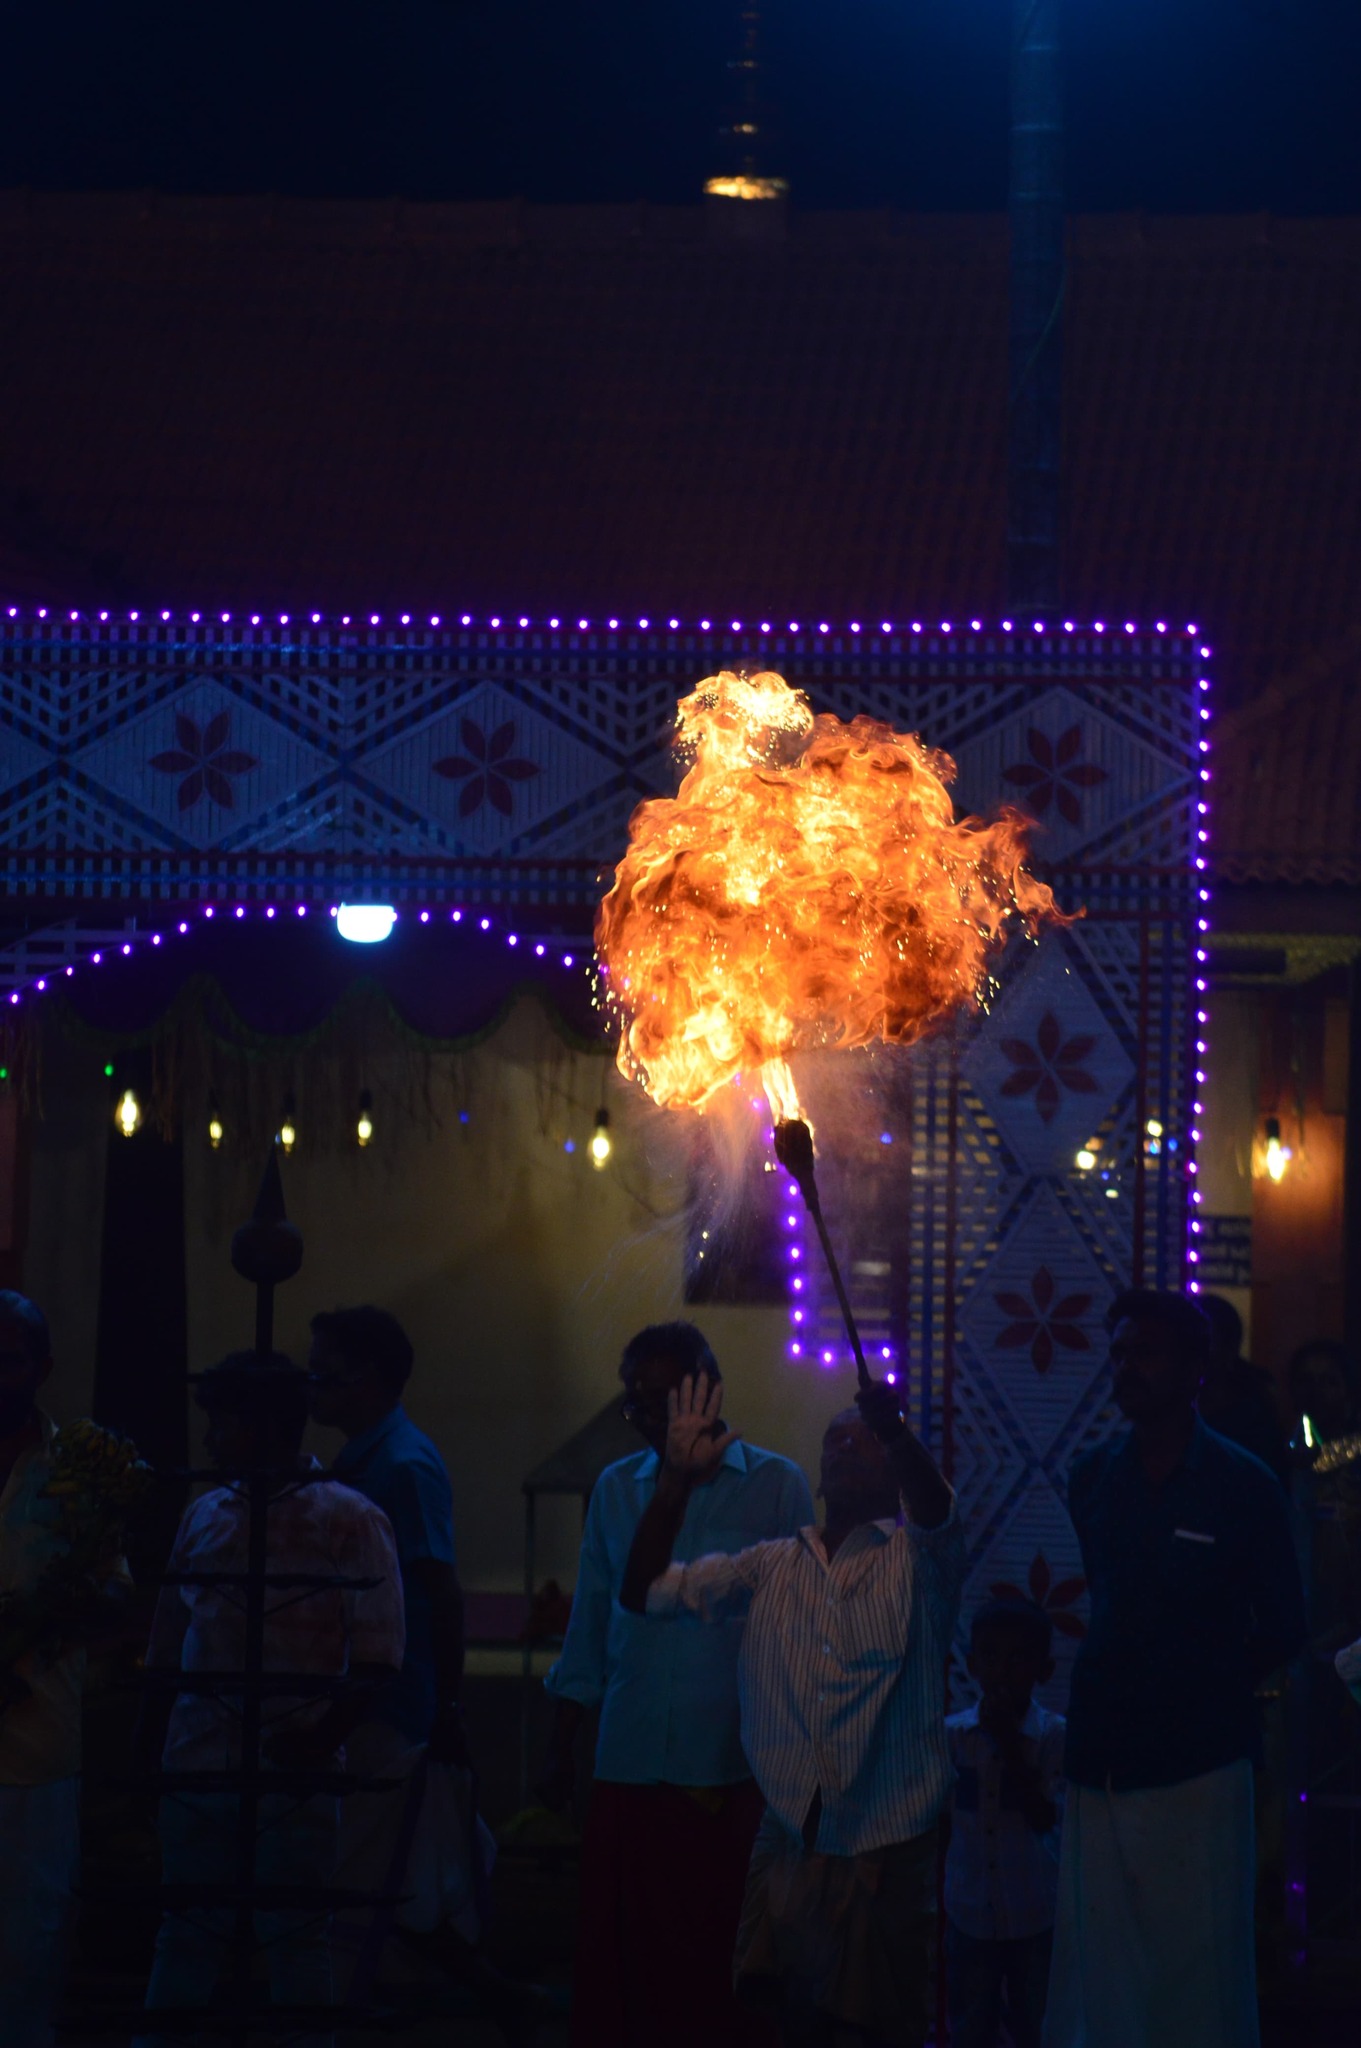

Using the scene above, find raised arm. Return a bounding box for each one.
[857,1380,953,1531]
[620,1375,739,1613]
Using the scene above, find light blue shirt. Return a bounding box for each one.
[545,1439,814,1786]
[331,1405,456,1741]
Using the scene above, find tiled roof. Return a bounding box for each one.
[1211,631,1361,887]
[0,191,1357,883]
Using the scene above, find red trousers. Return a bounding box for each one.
[571,1778,780,2048]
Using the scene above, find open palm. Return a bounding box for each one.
[663,1374,739,1486]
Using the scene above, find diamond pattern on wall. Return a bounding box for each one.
[360,684,617,853]
[72,685,335,851]
[960,1478,1093,1712]
[965,948,1135,1176]
[953,686,1185,863]
[959,1186,1116,1463]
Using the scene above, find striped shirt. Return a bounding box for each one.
[647,1505,966,1856]
[945,1701,1066,1940]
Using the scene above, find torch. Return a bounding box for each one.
[595,668,1062,1396]
[772,1115,871,1391]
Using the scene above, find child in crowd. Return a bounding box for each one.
[945,1599,1065,2048]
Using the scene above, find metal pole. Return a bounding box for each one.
[773,1118,871,1389]
[520,1490,536,1810]
[229,1469,270,2048]
[1343,956,1361,1365]
[1007,0,1065,617]
[255,1280,274,1359]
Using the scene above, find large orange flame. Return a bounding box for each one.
[597,670,1062,1119]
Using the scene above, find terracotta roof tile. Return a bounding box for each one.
[0,194,1357,884]
[1212,633,1361,886]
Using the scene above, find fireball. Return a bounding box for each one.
[597,669,1059,1118]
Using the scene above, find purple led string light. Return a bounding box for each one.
[1,607,1210,640]
[781,1135,898,1381]
[2,897,586,1009]
[783,1164,811,1363]
[1186,632,1212,1293]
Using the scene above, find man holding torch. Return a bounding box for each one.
[621,1370,964,2048]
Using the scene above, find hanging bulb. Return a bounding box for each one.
[207,1093,224,1151]
[590,1106,613,1170]
[278,1092,298,1155]
[357,1089,374,1149]
[1264,1115,1291,1184]
[114,1087,142,1139]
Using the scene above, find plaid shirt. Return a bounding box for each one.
[944,1702,1066,1941]
[147,1463,404,1769]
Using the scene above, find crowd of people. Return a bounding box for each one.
[538,1296,1329,2048]
[0,1295,540,2048]
[0,1278,1354,2048]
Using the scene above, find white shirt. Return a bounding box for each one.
[647,1504,965,1855]
[945,1700,1066,1940]
[545,1440,813,1785]
[147,1460,405,1770]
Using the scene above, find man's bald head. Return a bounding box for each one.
[819,1405,899,1522]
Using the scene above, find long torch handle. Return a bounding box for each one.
[804,1191,872,1392]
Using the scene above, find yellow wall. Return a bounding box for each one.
[180,996,835,1591]
[24,1027,109,1422]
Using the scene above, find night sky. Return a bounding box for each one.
[0,0,1357,215]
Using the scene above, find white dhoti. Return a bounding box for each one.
[0,1777,80,2048]
[1042,1760,1258,2048]
[332,1722,496,1995]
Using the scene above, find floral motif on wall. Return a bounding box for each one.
[999,1011,1100,1123]
[990,1550,1087,1640]
[1002,726,1108,825]
[994,1265,1093,1373]
[434,717,540,818]
[150,711,259,811]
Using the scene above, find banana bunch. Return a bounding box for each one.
[0,1421,150,1715]
[1309,1430,1361,1478]
[43,1417,153,1520]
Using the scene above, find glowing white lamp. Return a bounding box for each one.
[336,903,397,944]
[115,1088,142,1138]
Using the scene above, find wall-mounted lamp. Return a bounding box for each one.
[357,1089,375,1148]
[114,1087,142,1138]
[207,1093,224,1150]
[1263,1115,1291,1183]
[589,1107,613,1170]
